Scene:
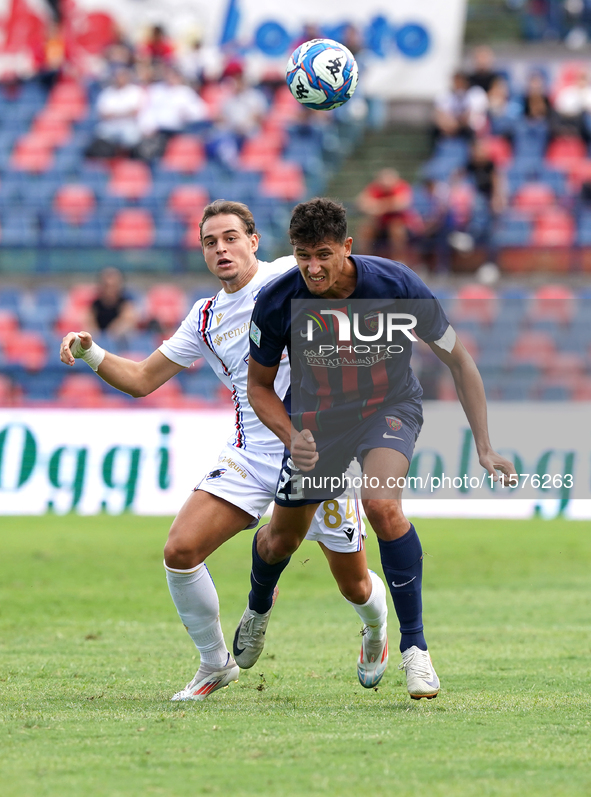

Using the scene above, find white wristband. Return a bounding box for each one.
[71,335,106,372]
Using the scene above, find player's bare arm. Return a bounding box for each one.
[60,330,183,397]
[428,333,516,482]
[247,357,318,471]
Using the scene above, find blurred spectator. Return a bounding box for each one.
[434,72,488,141]
[39,20,65,91]
[487,76,522,136]
[138,25,175,66]
[86,68,144,158]
[412,178,450,271]
[206,71,267,167]
[177,37,222,86]
[356,168,419,259]
[523,71,552,121]
[553,68,591,138]
[137,66,209,160]
[466,139,505,214]
[83,268,138,341]
[101,29,135,77]
[468,45,501,93]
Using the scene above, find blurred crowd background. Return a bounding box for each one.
[1,0,591,407]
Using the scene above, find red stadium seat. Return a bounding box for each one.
[54,184,96,224]
[137,378,185,408]
[161,136,205,173]
[453,284,498,324]
[31,116,72,147]
[511,331,556,367]
[260,161,305,201]
[67,284,98,310]
[270,85,304,122]
[145,284,187,328]
[107,160,152,200]
[531,208,574,247]
[513,183,556,216]
[546,136,587,171]
[58,374,105,408]
[10,135,54,172]
[3,330,47,370]
[567,158,591,191]
[185,213,204,248]
[240,133,284,170]
[0,310,19,344]
[529,284,575,323]
[168,185,208,220]
[108,209,155,248]
[481,136,512,167]
[55,284,97,335]
[0,374,14,406]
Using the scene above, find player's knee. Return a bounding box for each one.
[339,576,372,605]
[163,530,202,570]
[364,499,409,538]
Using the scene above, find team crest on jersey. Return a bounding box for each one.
[250,321,261,347]
[385,416,402,432]
[205,468,227,480]
[215,313,224,325]
[364,311,381,333]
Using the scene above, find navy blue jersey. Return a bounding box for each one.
[249,255,450,431]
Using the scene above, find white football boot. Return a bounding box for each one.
[399,646,440,699]
[170,655,240,702]
[232,587,278,669]
[357,626,389,688]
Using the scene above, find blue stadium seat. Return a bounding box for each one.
[0,211,39,246]
[41,214,105,247]
[492,213,532,247]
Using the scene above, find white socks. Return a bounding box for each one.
[164,562,229,668]
[347,570,388,641]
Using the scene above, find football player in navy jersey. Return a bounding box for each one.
[235,197,516,699]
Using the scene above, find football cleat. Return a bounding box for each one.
[357,626,388,688]
[399,646,440,699]
[170,654,240,702]
[232,587,278,669]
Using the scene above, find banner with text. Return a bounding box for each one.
[0,405,589,519]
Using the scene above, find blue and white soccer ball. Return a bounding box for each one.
[286,38,358,111]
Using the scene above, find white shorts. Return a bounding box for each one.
[196,445,365,554]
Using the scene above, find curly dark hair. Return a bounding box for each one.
[199,199,259,241]
[289,198,348,246]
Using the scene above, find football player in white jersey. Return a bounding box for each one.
[60,200,389,701]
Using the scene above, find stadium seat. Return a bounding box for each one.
[0,374,14,405]
[513,182,556,215]
[31,116,72,147]
[10,134,54,172]
[240,133,284,171]
[58,373,106,408]
[269,86,304,123]
[107,160,152,200]
[54,184,96,224]
[137,378,186,408]
[161,135,205,173]
[531,208,574,246]
[3,330,47,370]
[108,209,155,248]
[167,185,209,220]
[46,81,88,121]
[453,284,498,324]
[546,136,587,171]
[185,213,203,248]
[145,284,187,329]
[0,309,19,343]
[260,161,305,201]
[510,330,556,368]
[529,284,575,324]
[481,136,512,167]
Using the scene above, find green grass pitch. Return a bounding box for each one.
[1,515,590,797]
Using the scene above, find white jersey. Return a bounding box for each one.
[159,257,295,455]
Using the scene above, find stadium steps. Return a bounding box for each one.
[327,123,432,237]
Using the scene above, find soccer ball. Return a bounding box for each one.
[286,38,358,111]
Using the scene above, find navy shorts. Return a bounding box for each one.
[275,399,423,507]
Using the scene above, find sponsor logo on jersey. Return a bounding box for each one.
[250,321,261,347]
[214,334,223,346]
[385,416,402,432]
[213,321,249,346]
[205,468,227,480]
[215,313,224,325]
[219,456,248,479]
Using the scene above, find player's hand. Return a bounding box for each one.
[291,429,319,472]
[60,330,92,366]
[479,450,517,485]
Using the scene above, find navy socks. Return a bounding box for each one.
[248,530,291,614]
[378,523,427,652]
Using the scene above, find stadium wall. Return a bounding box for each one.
[1,403,589,519]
